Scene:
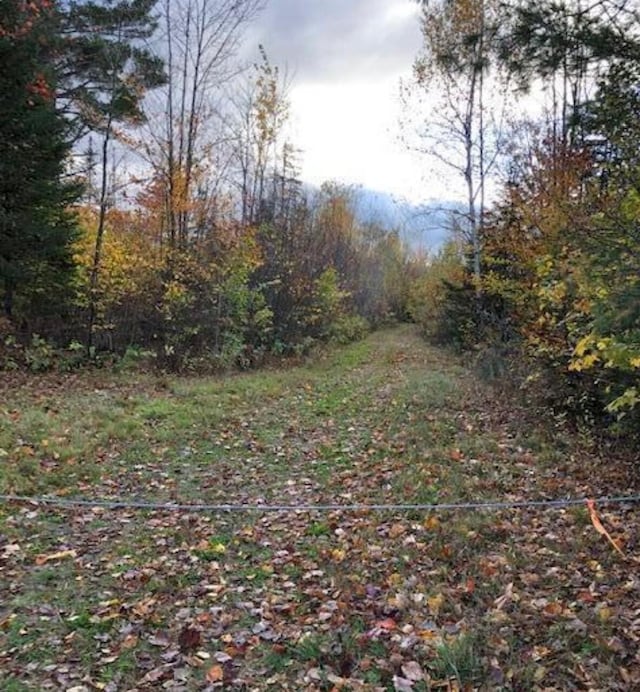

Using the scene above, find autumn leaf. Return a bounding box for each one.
[401,660,424,681]
[586,499,625,557]
[34,549,76,565]
[424,516,440,530]
[427,593,444,614]
[393,675,416,691]
[178,626,201,653]
[206,664,224,682]
[121,633,139,650]
[331,548,346,562]
[389,522,406,539]
[542,602,563,617]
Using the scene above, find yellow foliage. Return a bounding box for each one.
[568,352,599,372]
[73,206,163,317]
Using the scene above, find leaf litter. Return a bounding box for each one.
[1,326,639,690]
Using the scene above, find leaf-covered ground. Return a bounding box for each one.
[1,326,639,691]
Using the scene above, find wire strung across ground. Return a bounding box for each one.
[1,493,640,513]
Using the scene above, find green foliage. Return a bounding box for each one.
[24,335,56,373]
[59,0,165,136]
[327,315,370,345]
[407,242,470,346]
[0,333,89,374]
[0,1,80,325]
[312,267,349,337]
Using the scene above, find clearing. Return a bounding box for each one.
[1,326,639,690]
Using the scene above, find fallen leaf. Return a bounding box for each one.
[35,549,77,565]
[331,548,346,562]
[543,602,563,616]
[121,634,138,650]
[494,583,514,610]
[427,593,444,614]
[393,675,415,691]
[178,626,201,653]
[3,543,21,555]
[586,500,625,556]
[138,664,173,685]
[597,605,612,622]
[206,665,224,682]
[131,597,156,619]
[148,633,171,648]
[389,523,406,539]
[401,660,424,681]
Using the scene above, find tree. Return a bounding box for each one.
[227,47,292,226]
[585,61,640,192]
[497,0,640,148]
[145,0,264,250]
[0,0,79,327]
[61,1,167,350]
[410,0,505,287]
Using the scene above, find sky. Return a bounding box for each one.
[240,0,433,204]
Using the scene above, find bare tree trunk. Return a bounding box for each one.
[87,104,114,354]
[165,0,177,249]
[464,66,481,288]
[477,0,486,276]
[3,279,14,320]
[154,0,263,246]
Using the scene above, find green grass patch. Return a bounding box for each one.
[1,325,636,691]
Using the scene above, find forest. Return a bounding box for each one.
[2,2,640,688]
[2,0,640,440]
[2,0,640,443]
[0,0,416,374]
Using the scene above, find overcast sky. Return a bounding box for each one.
[240,0,433,203]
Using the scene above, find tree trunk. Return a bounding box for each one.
[87,110,113,355]
[3,279,14,320]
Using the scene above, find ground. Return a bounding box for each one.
[1,326,639,690]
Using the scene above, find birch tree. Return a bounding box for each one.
[411,0,505,286]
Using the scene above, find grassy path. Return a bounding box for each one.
[1,326,639,690]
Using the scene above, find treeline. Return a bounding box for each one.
[0,1,418,372]
[409,0,640,440]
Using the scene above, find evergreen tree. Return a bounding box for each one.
[58,0,165,141]
[56,1,166,350]
[0,1,80,325]
[497,0,640,144]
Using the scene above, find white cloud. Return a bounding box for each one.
[241,0,461,203]
[290,78,430,202]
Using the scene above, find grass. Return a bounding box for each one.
[430,633,483,685]
[0,325,638,690]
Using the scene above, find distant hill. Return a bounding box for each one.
[351,189,464,253]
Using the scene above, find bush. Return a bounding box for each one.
[328,314,370,344]
[407,243,467,345]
